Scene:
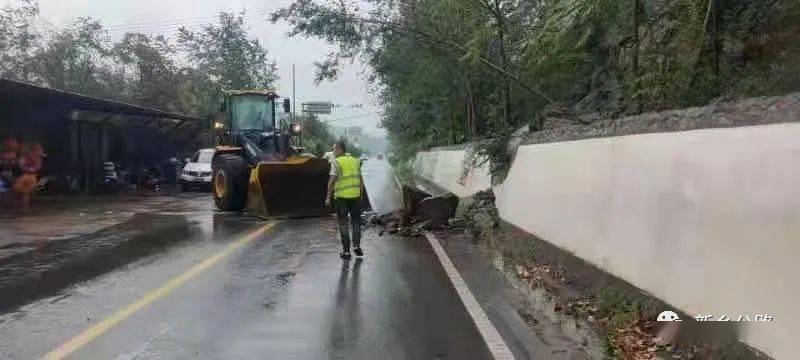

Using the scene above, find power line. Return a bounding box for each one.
[322,111,382,123]
[104,14,235,29]
[105,12,273,35]
[105,11,273,32]
[48,9,275,38]
[104,15,279,42]
[96,8,272,28]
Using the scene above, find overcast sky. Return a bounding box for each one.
[3,0,385,136]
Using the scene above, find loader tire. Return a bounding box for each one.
[212,153,248,212]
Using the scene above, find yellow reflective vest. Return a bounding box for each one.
[334,155,362,199]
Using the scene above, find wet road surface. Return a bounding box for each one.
[0,159,590,359]
[361,159,402,215]
[0,159,502,359]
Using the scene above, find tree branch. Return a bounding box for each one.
[344,14,554,104]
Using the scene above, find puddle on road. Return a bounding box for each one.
[0,213,203,313]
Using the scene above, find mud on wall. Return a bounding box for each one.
[413,93,800,359]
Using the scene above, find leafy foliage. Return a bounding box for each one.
[300,114,336,157]
[33,17,111,96]
[0,4,279,123]
[296,114,363,158]
[0,2,355,157]
[177,13,277,92]
[113,33,179,110]
[274,0,800,178]
[0,0,40,81]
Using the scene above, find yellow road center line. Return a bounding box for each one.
[41,222,278,360]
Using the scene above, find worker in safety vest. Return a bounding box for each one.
[325,140,366,260]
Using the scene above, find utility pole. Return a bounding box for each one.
[293,64,299,145]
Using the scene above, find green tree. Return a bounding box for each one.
[2,0,794,180]
[178,12,277,91]
[113,33,178,110]
[176,11,279,119]
[0,0,40,81]
[0,2,293,132]
[274,0,800,176]
[300,114,335,157]
[298,114,363,158]
[33,17,111,96]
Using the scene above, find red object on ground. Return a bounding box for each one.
[13,173,37,195]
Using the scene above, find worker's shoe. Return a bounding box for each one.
[340,251,352,260]
[354,248,364,257]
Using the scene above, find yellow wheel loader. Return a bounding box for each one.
[210,90,331,218]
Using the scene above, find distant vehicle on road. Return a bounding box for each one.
[360,154,369,162]
[180,149,214,191]
[376,153,384,160]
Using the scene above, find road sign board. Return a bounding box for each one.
[302,102,332,114]
[348,126,363,136]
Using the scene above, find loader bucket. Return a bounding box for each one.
[246,156,333,218]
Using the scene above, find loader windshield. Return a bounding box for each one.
[230,94,274,133]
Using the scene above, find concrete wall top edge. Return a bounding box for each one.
[423,92,799,152]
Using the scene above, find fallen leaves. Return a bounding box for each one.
[609,321,665,360]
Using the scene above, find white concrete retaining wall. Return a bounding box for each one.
[413,149,491,198]
[414,123,800,359]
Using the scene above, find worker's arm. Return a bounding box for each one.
[325,175,337,207]
[326,158,338,207]
[359,174,366,201]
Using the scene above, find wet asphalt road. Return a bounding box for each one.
[0,159,496,360]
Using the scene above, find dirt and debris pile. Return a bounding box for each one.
[461,190,500,236]
[367,209,429,238]
[368,188,501,238]
[417,194,458,227]
[365,210,406,236]
[367,186,459,237]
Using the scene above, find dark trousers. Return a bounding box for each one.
[335,197,361,252]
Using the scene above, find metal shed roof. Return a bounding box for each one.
[0,77,205,124]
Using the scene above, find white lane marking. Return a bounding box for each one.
[424,232,516,360]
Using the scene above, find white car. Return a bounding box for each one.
[179,149,215,191]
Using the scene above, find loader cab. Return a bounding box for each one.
[214,90,298,161]
[220,90,280,137]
